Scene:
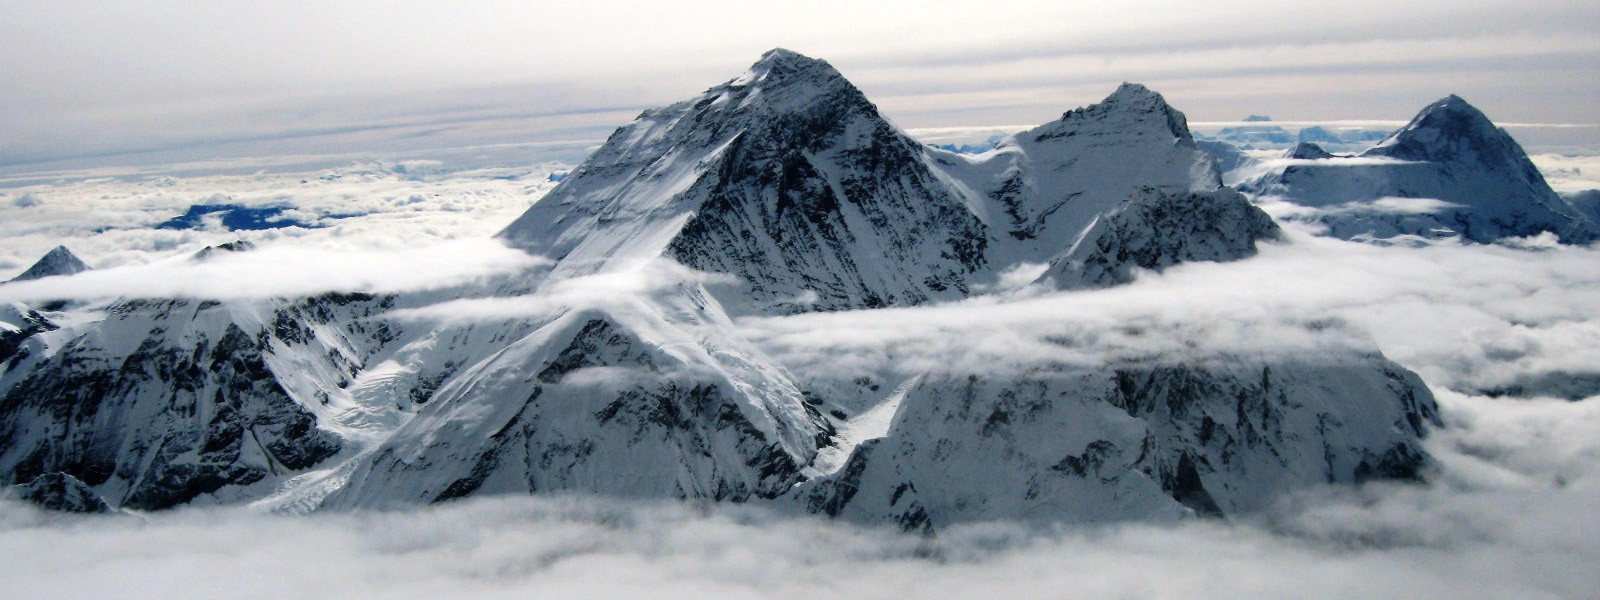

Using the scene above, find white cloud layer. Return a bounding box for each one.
[734,227,1600,396]
[0,240,544,303]
[1,389,1593,600]
[1529,152,1600,194]
[0,159,565,278]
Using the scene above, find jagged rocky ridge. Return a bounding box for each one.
[1,50,1436,527]
[1240,95,1598,244]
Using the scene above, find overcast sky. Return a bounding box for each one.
[3,0,1597,168]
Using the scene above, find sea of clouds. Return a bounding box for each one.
[1,146,1598,598]
[0,386,1593,599]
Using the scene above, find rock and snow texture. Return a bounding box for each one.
[1037,187,1281,290]
[8,246,90,282]
[323,290,828,509]
[1242,95,1598,244]
[932,83,1235,268]
[0,50,1435,527]
[499,57,1272,313]
[0,294,398,508]
[795,356,1438,530]
[8,472,112,513]
[498,49,987,313]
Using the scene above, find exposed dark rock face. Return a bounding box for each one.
[795,357,1439,530]
[10,472,112,513]
[500,49,987,314]
[322,307,827,509]
[1038,187,1282,289]
[0,298,352,510]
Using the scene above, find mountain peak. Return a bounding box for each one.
[1415,94,1492,127]
[754,47,819,69]
[1101,82,1167,107]
[9,245,90,282]
[1287,142,1334,160]
[1365,94,1503,162]
[192,240,257,261]
[1033,82,1194,144]
[730,48,846,91]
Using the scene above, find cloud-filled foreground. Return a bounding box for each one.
[0,390,1593,600]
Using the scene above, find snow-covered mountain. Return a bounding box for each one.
[0,50,1435,528]
[933,82,1242,267]
[319,288,829,509]
[1241,95,1598,244]
[499,49,988,313]
[0,295,359,509]
[8,246,90,282]
[1036,187,1280,290]
[499,55,1274,311]
[795,355,1436,528]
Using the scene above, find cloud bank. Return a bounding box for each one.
[733,227,1600,397]
[0,240,544,303]
[0,159,564,278]
[1,389,1593,600]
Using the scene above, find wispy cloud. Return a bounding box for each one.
[736,228,1600,396]
[0,240,545,303]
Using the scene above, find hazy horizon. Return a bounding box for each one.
[4,1,1597,171]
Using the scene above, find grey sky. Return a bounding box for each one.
[3,0,1597,168]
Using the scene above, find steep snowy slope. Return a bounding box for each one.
[499,49,987,313]
[1242,96,1597,244]
[929,83,1229,268]
[0,296,360,509]
[795,353,1437,530]
[323,285,828,508]
[500,54,1273,312]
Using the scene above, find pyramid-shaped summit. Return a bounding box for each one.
[1032,82,1197,144]
[1245,94,1597,244]
[9,246,89,282]
[498,48,990,313]
[1367,95,1521,164]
